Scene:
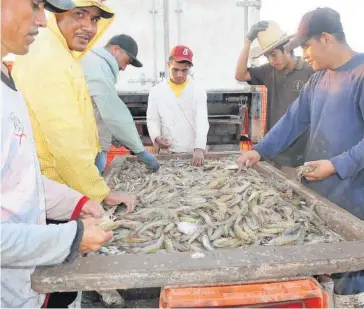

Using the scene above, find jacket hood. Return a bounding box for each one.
[47,1,114,60]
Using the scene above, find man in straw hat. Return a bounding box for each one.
[235,21,313,172]
[237,7,364,297]
[1,0,115,308]
[13,0,137,210]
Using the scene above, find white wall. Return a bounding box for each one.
[96,0,261,92]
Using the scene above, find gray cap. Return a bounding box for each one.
[45,0,76,13]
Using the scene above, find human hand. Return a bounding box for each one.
[155,136,171,149]
[104,191,137,213]
[191,149,204,166]
[79,218,113,253]
[237,150,261,169]
[80,199,105,219]
[302,160,336,181]
[137,151,160,170]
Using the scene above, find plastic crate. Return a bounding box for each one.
[105,146,130,170]
[159,278,329,308]
[145,145,158,154]
[240,141,253,151]
[260,85,268,137]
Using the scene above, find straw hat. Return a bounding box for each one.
[250,21,294,59]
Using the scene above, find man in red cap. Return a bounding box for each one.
[147,45,209,166]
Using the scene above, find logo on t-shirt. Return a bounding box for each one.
[9,113,26,145]
[293,80,305,91]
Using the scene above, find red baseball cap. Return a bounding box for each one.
[170,45,194,65]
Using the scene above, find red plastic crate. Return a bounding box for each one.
[260,85,268,137]
[159,278,329,308]
[105,146,130,170]
[240,141,253,151]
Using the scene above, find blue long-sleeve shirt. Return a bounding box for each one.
[254,53,364,220]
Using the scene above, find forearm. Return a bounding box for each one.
[43,176,88,221]
[254,99,310,159]
[331,138,364,179]
[194,115,209,150]
[94,95,145,153]
[53,150,110,201]
[235,40,252,81]
[146,113,161,145]
[1,221,83,267]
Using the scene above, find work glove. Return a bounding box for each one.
[246,21,269,41]
[137,151,160,171]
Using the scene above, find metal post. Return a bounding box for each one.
[150,0,158,83]
[236,0,261,38]
[175,0,183,44]
[244,6,249,39]
[163,0,170,78]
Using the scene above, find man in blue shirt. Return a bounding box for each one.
[237,7,363,295]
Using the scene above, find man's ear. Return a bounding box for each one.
[284,47,292,56]
[110,45,120,56]
[320,32,334,45]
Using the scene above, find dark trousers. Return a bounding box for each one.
[45,219,78,308]
[332,270,364,295]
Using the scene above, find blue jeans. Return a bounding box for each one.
[95,151,107,175]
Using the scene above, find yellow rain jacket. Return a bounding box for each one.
[13,2,114,201]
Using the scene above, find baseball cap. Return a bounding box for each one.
[74,0,114,19]
[170,45,193,65]
[45,0,76,12]
[107,34,143,67]
[287,7,343,50]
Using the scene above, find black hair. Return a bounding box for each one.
[275,43,295,56]
[332,31,347,43]
[168,57,193,66]
[312,31,347,44]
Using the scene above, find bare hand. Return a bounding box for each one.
[303,160,336,181]
[237,150,261,169]
[80,199,105,219]
[104,191,137,213]
[155,136,171,149]
[79,218,113,253]
[192,149,204,166]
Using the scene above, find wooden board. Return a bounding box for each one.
[32,241,364,293]
[31,152,364,293]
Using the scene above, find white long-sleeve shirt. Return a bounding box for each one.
[1,74,84,308]
[147,79,209,153]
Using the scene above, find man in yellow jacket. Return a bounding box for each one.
[13,0,135,208]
